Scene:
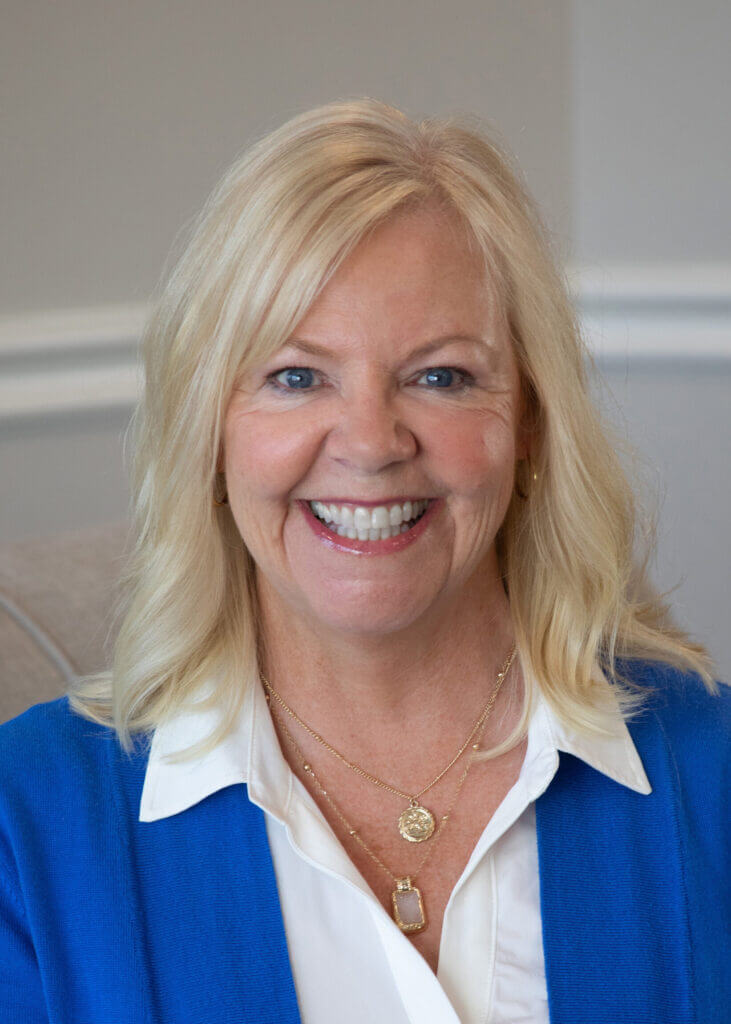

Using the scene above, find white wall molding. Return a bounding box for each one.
[0,303,147,356]
[568,262,731,360]
[568,262,731,302]
[0,304,145,421]
[1,264,729,422]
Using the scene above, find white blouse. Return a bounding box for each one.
[140,676,651,1023]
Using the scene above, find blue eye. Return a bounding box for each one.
[417,367,472,389]
[265,364,474,395]
[267,367,320,391]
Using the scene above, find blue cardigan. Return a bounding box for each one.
[0,661,728,1023]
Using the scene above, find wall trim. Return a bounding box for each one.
[569,263,731,361]
[0,304,145,420]
[1,264,729,421]
[0,303,147,355]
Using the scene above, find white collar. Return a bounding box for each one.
[139,672,652,824]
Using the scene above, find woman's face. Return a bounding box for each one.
[222,205,528,639]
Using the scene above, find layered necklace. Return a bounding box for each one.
[261,646,516,934]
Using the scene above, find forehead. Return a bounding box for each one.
[291,205,502,345]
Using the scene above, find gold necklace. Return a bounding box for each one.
[262,646,516,844]
[268,684,501,935]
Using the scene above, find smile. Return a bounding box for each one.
[308,499,431,540]
[299,498,441,555]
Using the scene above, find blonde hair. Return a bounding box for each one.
[68,98,719,763]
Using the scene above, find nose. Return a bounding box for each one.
[325,381,417,473]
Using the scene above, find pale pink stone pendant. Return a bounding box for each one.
[391,877,427,933]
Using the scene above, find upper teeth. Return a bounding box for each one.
[309,499,430,529]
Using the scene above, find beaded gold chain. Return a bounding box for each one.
[264,652,514,934]
[262,646,516,844]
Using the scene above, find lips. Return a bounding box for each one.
[298,497,441,556]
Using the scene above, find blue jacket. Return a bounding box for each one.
[0,661,728,1023]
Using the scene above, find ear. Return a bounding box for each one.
[515,378,538,461]
[515,424,530,462]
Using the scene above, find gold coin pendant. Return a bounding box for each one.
[398,804,436,843]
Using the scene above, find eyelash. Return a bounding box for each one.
[264,365,476,395]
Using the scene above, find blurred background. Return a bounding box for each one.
[1,0,729,707]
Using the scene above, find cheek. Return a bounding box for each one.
[430,412,517,496]
[223,411,321,501]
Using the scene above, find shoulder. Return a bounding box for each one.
[619,658,731,746]
[619,660,730,820]
[0,694,103,743]
[0,697,150,849]
[0,696,114,784]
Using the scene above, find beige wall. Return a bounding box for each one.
[573,0,731,262]
[1,0,571,315]
[0,410,132,539]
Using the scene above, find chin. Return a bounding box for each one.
[304,590,433,639]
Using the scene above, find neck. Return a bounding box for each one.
[255,568,521,775]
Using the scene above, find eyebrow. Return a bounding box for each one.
[280,334,493,360]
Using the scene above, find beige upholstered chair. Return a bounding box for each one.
[0,522,129,724]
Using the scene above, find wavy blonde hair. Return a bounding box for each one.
[68,98,719,763]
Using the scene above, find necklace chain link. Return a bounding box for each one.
[262,645,517,906]
[262,646,516,803]
[268,657,510,887]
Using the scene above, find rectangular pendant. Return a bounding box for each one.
[392,877,427,933]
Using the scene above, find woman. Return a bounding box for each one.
[0,99,727,1023]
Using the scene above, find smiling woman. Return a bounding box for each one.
[222,205,526,640]
[0,99,728,1024]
